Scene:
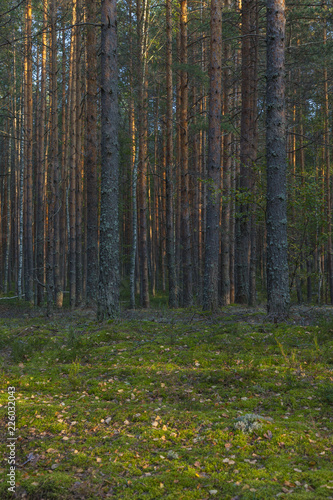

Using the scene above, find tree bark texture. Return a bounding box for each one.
[180,0,192,306]
[85,0,99,305]
[24,0,34,303]
[137,0,150,307]
[166,0,177,308]
[236,0,257,304]
[98,0,120,319]
[266,0,290,320]
[69,1,77,307]
[203,0,222,311]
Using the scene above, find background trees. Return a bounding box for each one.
[0,0,333,312]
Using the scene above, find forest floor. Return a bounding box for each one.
[0,303,333,499]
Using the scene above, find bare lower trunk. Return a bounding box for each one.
[98,0,120,319]
[166,0,177,308]
[266,0,290,320]
[85,0,99,304]
[203,0,222,311]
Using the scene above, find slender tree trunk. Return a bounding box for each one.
[266,0,290,320]
[75,0,83,305]
[4,122,11,294]
[248,0,258,306]
[36,0,47,305]
[180,0,192,306]
[166,0,177,307]
[323,21,333,304]
[60,22,67,295]
[98,0,120,319]
[203,0,222,311]
[69,1,77,307]
[129,0,137,309]
[85,0,99,304]
[221,0,231,306]
[51,0,62,308]
[18,96,24,299]
[175,30,182,301]
[24,0,34,303]
[137,0,150,307]
[236,0,257,304]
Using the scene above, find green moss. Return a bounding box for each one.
[0,310,332,499]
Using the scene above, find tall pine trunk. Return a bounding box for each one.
[24,0,34,303]
[85,0,99,304]
[236,0,257,304]
[98,0,120,319]
[266,0,290,320]
[180,0,192,306]
[69,1,77,308]
[166,0,177,307]
[137,0,150,307]
[203,0,222,311]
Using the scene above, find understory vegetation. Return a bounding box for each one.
[0,305,333,499]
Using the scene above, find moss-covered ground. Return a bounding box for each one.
[0,306,332,499]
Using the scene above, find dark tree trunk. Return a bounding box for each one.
[236,0,257,305]
[98,0,120,319]
[137,0,150,308]
[266,0,290,320]
[180,0,193,306]
[203,0,222,311]
[166,0,177,308]
[24,0,34,303]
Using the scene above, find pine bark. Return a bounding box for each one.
[266,0,290,320]
[323,21,333,304]
[75,0,83,306]
[85,0,99,304]
[69,1,77,308]
[129,0,137,309]
[137,0,150,307]
[221,0,231,305]
[24,0,34,303]
[166,0,177,307]
[36,0,47,305]
[236,0,257,304]
[180,0,192,306]
[203,0,222,311]
[98,0,120,319]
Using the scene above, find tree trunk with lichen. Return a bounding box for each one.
[98,0,120,319]
[203,0,222,311]
[266,0,290,320]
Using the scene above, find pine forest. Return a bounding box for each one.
[1,2,333,498]
[1,0,333,319]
